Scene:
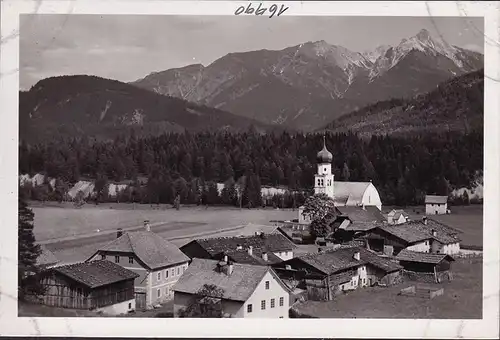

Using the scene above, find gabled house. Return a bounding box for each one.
[36,260,138,315]
[86,222,190,309]
[172,258,290,318]
[396,249,455,282]
[180,233,296,265]
[387,209,410,225]
[425,195,449,215]
[273,247,402,301]
[361,218,461,256]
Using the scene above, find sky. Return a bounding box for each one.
[20,15,484,90]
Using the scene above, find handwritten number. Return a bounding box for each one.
[234,3,289,18]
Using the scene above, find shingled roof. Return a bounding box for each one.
[173,258,287,302]
[225,249,283,266]
[358,248,403,273]
[187,233,296,257]
[396,249,455,264]
[52,260,139,289]
[378,219,461,245]
[336,206,386,223]
[95,231,190,270]
[298,247,366,275]
[425,195,448,204]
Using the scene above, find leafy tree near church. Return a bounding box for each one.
[301,193,336,222]
[18,197,44,300]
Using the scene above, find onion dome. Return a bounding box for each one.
[317,134,333,163]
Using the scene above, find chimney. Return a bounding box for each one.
[431,229,437,237]
[248,246,253,256]
[353,251,361,261]
[423,217,428,225]
[117,228,123,239]
[262,252,268,262]
[285,264,292,270]
[223,255,228,263]
[144,220,151,231]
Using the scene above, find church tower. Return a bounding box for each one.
[314,134,334,198]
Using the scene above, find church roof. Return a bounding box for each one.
[317,135,333,163]
[333,182,373,206]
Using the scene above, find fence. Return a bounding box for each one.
[399,285,444,299]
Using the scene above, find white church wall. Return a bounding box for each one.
[361,184,382,210]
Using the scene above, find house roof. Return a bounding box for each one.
[225,249,283,266]
[298,247,366,275]
[425,195,448,204]
[36,245,59,267]
[336,206,386,223]
[344,221,382,232]
[388,209,409,220]
[396,249,455,264]
[358,248,403,273]
[377,219,460,245]
[52,260,139,289]
[172,258,286,302]
[187,233,296,258]
[333,182,373,206]
[95,231,190,270]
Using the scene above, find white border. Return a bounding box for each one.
[1,1,499,338]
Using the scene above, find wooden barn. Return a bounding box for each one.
[396,249,455,283]
[36,260,139,315]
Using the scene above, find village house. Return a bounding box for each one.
[35,260,138,315]
[180,233,296,265]
[273,247,402,301]
[86,221,190,310]
[361,218,461,256]
[425,195,449,215]
[395,249,455,283]
[298,136,383,224]
[387,209,410,225]
[172,257,291,318]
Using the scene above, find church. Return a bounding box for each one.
[298,136,383,224]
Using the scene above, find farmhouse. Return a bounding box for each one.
[387,209,410,225]
[425,195,448,215]
[180,233,296,265]
[273,247,402,301]
[172,258,290,318]
[396,249,455,283]
[361,218,461,256]
[87,221,190,309]
[298,136,383,223]
[36,260,138,315]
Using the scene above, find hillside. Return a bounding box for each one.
[132,29,483,131]
[322,70,484,136]
[19,75,275,143]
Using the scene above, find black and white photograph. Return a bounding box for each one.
[1,0,499,338]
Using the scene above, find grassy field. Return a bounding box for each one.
[292,256,483,319]
[31,202,297,241]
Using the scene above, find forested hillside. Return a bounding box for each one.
[19,130,483,206]
[323,69,483,136]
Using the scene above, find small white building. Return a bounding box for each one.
[387,209,410,225]
[173,258,290,318]
[425,195,448,215]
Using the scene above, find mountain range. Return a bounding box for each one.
[322,69,484,137]
[131,29,483,130]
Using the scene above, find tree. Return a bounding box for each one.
[18,197,44,300]
[242,173,262,208]
[173,194,181,210]
[301,193,336,222]
[309,213,335,239]
[178,284,225,318]
[342,162,350,181]
[74,190,86,208]
[94,174,108,205]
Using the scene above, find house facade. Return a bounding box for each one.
[87,222,190,309]
[36,260,138,315]
[273,247,402,301]
[387,209,410,225]
[173,258,290,318]
[425,195,448,215]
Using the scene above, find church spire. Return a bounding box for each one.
[317,132,333,164]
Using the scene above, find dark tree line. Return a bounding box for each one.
[19,130,483,206]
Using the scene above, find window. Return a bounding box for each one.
[157,272,161,281]
[279,316,284,319]
[261,300,266,310]
[177,267,180,275]
[265,281,270,290]
[157,289,161,298]
[171,269,175,277]
[165,270,169,278]
[128,303,132,309]
[362,278,366,285]
[128,257,133,264]
[114,256,119,263]
[271,298,275,308]
[279,297,284,307]
[101,254,106,260]
[247,304,253,313]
